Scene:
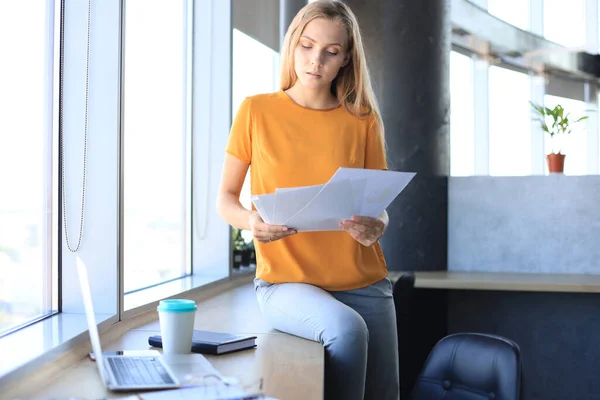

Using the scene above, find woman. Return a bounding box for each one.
[217,1,399,399]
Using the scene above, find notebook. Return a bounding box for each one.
[149,330,257,355]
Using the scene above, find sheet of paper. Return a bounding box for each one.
[160,353,221,385]
[251,168,415,232]
[251,194,276,224]
[250,196,265,222]
[275,183,324,194]
[283,179,358,231]
[272,184,324,223]
[328,168,416,217]
[108,354,276,400]
[111,385,255,400]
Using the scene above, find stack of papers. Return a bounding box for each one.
[113,385,254,399]
[251,167,416,232]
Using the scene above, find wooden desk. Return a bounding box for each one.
[3,283,324,400]
[389,270,600,293]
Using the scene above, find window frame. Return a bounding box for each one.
[0,0,61,339]
[0,0,243,385]
[121,0,192,297]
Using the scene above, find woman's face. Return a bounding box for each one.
[293,18,350,91]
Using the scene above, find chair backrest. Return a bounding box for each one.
[411,333,521,400]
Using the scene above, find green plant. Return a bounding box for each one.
[231,227,246,251]
[530,102,588,154]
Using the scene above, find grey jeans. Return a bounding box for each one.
[254,277,400,400]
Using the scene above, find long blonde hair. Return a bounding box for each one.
[280,0,386,149]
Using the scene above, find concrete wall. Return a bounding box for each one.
[232,0,279,52]
[448,175,600,273]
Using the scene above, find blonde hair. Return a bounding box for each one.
[280,0,386,151]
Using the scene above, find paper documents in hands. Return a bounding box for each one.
[251,168,416,232]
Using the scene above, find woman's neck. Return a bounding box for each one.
[285,84,338,110]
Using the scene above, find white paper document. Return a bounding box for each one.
[113,385,264,400]
[251,168,416,232]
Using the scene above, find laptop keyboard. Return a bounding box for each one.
[108,356,175,386]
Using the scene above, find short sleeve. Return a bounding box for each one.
[365,114,388,170]
[225,97,253,164]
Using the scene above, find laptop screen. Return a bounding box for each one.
[76,256,109,386]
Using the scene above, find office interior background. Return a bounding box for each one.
[1,0,600,398]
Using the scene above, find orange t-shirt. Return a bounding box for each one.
[225,90,388,291]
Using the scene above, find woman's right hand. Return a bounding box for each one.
[248,211,297,243]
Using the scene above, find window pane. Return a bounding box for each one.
[544,0,586,47]
[124,0,188,293]
[0,2,55,334]
[544,95,587,175]
[231,29,279,245]
[487,0,530,31]
[450,51,475,176]
[489,66,531,176]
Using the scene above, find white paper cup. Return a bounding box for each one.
[157,299,197,354]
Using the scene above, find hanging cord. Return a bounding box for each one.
[59,0,92,252]
[195,0,212,241]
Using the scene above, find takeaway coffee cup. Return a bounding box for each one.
[157,299,197,354]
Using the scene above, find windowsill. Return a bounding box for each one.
[124,267,256,315]
[0,312,116,385]
[4,278,323,400]
[231,265,257,277]
[0,269,256,389]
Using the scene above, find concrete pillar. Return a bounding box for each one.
[344,0,451,273]
[280,0,307,49]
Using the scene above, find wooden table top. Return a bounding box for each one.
[3,283,324,400]
[389,270,600,293]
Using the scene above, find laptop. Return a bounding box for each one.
[76,256,180,391]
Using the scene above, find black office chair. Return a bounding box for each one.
[411,332,522,400]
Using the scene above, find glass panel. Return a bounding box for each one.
[0,2,55,335]
[544,95,588,175]
[231,29,279,251]
[489,66,531,176]
[544,0,586,47]
[487,0,530,31]
[450,51,475,176]
[124,0,188,293]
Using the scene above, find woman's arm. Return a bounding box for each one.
[216,154,296,242]
[216,154,253,230]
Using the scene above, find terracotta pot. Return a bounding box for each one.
[547,153,565,173]
[232,249,242,269]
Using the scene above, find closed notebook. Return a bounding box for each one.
[148,330,257,355]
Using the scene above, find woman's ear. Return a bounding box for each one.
[342,52,351,67]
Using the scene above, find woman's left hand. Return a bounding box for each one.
[339,215,386,247]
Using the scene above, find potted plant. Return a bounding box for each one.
[530,102,588,173]
[231,227,245,269]
[245,239,256,268]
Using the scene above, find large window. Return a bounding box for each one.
[450,51,475,176]
[231,29,279,243]
[231,29,279,122]
[544,0,586,48]
[487,0,530,31]
[0,0,234,380]
[0,2,57,335]
[488,66,531,176]
[124,0,190,293]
